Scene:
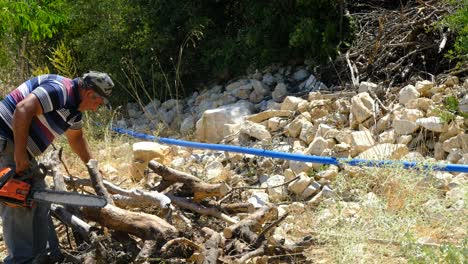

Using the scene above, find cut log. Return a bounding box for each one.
[51,204,91,239]
[149,160,230,200]
[223,205,278,239]
[64,176,236,224]
[160,238,202,258]
[236,242,266,264]
[167,195,237,224]
[134,240,158,263]
[65,177,171,209]
[198,227,222,264]
[208,202,255,214]
[87,159,115,205]
[81,204,178,243]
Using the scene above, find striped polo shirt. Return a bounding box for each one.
[0,74,83,157]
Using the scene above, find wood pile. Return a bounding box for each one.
[42,150,311,264]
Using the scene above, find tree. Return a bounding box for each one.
[0,0,67,79]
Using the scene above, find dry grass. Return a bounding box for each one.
[288,165,467,263]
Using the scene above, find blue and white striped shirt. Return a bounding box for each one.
[0,74,82,157]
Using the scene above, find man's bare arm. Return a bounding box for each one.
[65,128,92,164]
[12,94,43,173]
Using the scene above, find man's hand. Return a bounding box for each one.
[14,149,30,173]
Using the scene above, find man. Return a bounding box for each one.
[0,71,114,263]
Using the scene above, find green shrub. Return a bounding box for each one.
[0,0,355,105]
[441,0,468,67]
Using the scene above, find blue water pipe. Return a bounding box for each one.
[110,126,468,173]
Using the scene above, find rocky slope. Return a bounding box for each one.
[116,65,467,261]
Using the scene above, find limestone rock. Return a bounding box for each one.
[301,181,321,199]
[393,119,419,135]
[443,76,459,86]
[401,109,425,122]
[180,115,195,135]
[335,98,351,114]
[350,130,375,156]
[447,149,463,164]
[286,116,309,138]
[249,79,270,103]
[288,173,312,195]
[308,92,322,101]
[261,175,287,201]
[335,130,353,145]
[262,73,276,86]
[375,114,391,133]
[434,142,446,160]
[226,79,248,91]
[306,137,328,155]
[292,69,309,81]
[459,94,468,113]
[357,143,409,160]
[289,160,314,174]
[195,101,254,143]
[405,98,433,112]
[350,92,375,123]
[415,80,433,96]
[440,122,464,142]
[399,85,420,104]
[443,136,460,152]
[378,130,396,144]
[231,83,252,99]
[272,83,288,102]
[315,124,334,138]
[416,116,448,133]
[459,133,468,151]
[131,142,171,181]
[317,165,339,180]
[267,117,287,131]
[204,161,228,182]
[248,192,270,208]
[240,121,272,141]
[281,96,306,111]
[133,142,170,163]
[358,81,378,94]
[299,121,316,144]
[397,135,412,145]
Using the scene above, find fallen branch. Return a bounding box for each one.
[224,205,278,239]
[149,160,230,201]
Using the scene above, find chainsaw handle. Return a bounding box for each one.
[0,168,16,189]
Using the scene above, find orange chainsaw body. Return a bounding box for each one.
[0,167,32,207]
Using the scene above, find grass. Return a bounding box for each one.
[288,165,467,263]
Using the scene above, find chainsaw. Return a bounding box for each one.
[0,167,107,208]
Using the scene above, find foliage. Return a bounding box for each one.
[31,65,49,76]
[0,0,67,41]
[402,234,467,264]
[434,95,468,123]
[441,0,468,67]
[0,0,69,83]
[0,0,352,104]
[48,0,354,104]
[47,41,76,77]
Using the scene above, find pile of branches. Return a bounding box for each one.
[323,0,463,88]
[41,150,312,264]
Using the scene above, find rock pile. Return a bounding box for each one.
[123,66,467,222]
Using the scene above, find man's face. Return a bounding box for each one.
[79,89,105,111]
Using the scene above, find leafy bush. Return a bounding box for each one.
[441,0,468,67]
[56,0,354,104]
[0,0,354,104]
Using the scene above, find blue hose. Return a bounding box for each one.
[110,126,468,173]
